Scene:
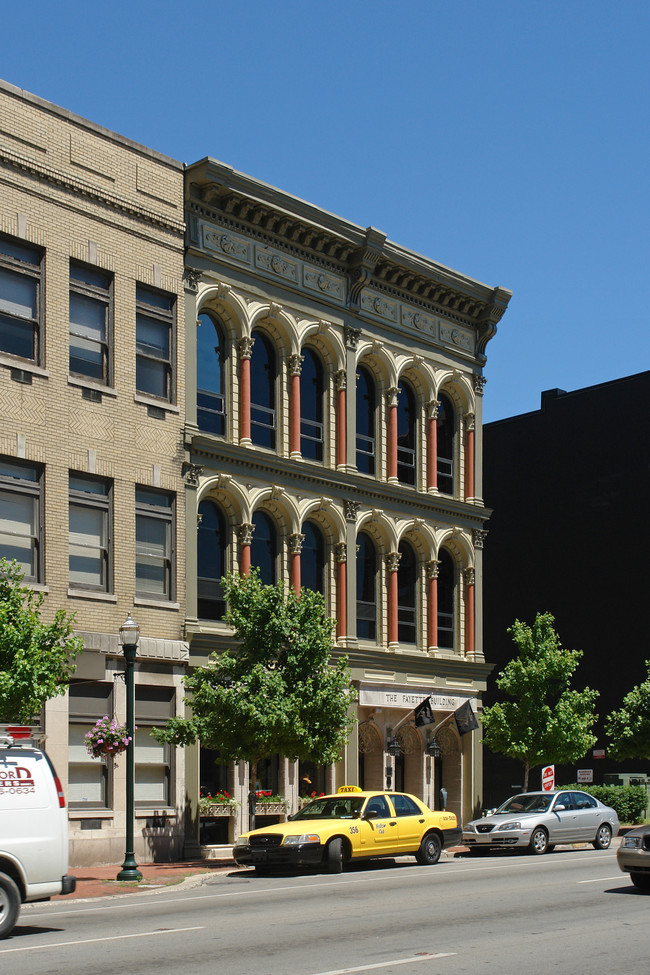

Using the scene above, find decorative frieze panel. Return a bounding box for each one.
[402,308,438,337]
[202,225,251,264]
[360,290,399,323]
[440,322,473,353]
[256,247,299,283]
[303,266,345,304]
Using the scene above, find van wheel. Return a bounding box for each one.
[0,873,20,939]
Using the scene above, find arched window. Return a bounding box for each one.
[397,380,417,485]
[300,347,324,462]
[437,549,455,649]
[301,520,325,595]
[356,365,376,475]
[356,532,377,640]
[196,312,226,435]
[197,500,227,620]
[397,540,417,644]
[251,510,277,585]
[437,393,455,495]
[250,330,276,449]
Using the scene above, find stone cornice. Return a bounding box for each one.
[0,146,185,236]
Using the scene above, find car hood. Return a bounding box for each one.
[471,811,545,827]
[241,817,343,840]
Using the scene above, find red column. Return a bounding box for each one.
[387,388,399,481]
[238,523,253,577]
[465,568,475,656]
[427,401,440,490]
[289,354,303,458]
[289,532,303,598]
[336,370,347,469]
[387,552,400,645]
[335,543,347,639]
[239,338,253,444]
[427,560,439,650]
[465,414,475,499]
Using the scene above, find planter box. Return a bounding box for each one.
[254,802,288,814]
[200,804,238,816]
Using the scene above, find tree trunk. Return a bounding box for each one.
[523,761,530,792]
[248,760,258,831]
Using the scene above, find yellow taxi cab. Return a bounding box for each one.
[232,786,461,873]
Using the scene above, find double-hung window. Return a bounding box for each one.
[69,474,111,591]
[68,683,113,809]
[0,458,43,581]
[135,686,175,807]
[69,262,112,383]
[135,487,174,600]
[136,286,174,401]
[0,236,42,363]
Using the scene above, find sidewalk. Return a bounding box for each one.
[57,856,238,900]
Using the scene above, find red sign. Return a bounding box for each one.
[541,765,555,791]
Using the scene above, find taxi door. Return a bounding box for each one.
[357,795,400,855]
[388,794,426,852]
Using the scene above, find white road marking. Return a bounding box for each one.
[577,876,624,884]
[0,925,203,954]
[309,953,456,975]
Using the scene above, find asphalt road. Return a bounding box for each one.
[4,846,648,975]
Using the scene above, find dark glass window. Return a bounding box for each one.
[0,458,42,581]
[437,393,455,495]
[68,682,113,808]
[356,365,376,475]
[397,540,417,644]
[69,474,111,592]
[0,236,42,363]
[438,549,455,649]
[136,286,174,401]
[356,532,377,640]
[69,262,111,382]
[197,500,227,620]
[250,331,276,449]
[397,380,417,485]
[197,312,226,435]
[251,510,277,585]
[135,488,174,600]
[300,347,324,461]
[301,520,325,595]
[135,686,175,807]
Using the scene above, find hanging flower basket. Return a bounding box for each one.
[85,716,133,766]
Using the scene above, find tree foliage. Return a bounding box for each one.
[0,558,84,722]
[605,660,650,761]
[154,571,356,777]
[481,612,598,790]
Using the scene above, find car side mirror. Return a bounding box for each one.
[555,804,566,811]
[364,809,379,820]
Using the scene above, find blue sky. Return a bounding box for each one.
[2,0,648,423]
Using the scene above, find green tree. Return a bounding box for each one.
[154,570,356,792]
[605,660,650,760]
[481,612,598,791]
[0,558,84,723]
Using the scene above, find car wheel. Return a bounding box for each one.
[529,827,549,855]
[631,872,650,891]
[415,832,442,865]
[327,838,344,874]
[593,823,612,850]
[0,873,20,940]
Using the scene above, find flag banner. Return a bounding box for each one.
[454,700,479,736]
[414,696,435,727]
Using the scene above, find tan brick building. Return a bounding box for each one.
[0,80,187,865]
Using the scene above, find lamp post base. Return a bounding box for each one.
[117,855,142,882]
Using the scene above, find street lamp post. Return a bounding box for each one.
[117,613,142,882]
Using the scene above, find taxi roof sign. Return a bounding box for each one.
[337,785,363,793]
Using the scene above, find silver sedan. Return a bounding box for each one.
[463,790,619,855]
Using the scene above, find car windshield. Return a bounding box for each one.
[290,796,365,820]
[496,794,553,814]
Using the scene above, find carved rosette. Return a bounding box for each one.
[237,523,255,546]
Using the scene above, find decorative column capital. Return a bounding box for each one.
[386,386,400,409]
[464,567,476,587]
[386,551,401,573]
[427,399,441,420]
[473,529,488,549]
[288,532,305,555]
[426,559,440,580]
[182,463,203,486]
[473,375,487,395]
[334,542,347,563]
[344,325,361,350]
[335,368,347,391]
[344,500,360,522]
[237,523,255,546]
[288,353,304,377]
[464,412,476,433]
[183,268,201,291]
[238,336,254,360]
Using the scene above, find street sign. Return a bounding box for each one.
[593,749,605,759]
[541,765,555,791]
[577,769,593,783]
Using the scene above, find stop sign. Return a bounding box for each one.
[541,765,555,791]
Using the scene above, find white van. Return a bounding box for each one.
[0,727,76,938]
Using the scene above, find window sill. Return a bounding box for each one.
[134,392,180,414]
[68,375,117,397]
[69,809,114,819]
[134,597,180,610]
[67,588,118,603]
[0,354,49,378]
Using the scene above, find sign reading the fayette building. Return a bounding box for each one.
[359,684,476,712]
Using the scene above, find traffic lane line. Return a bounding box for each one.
[0,925,204,955]
[309,953,456,975]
